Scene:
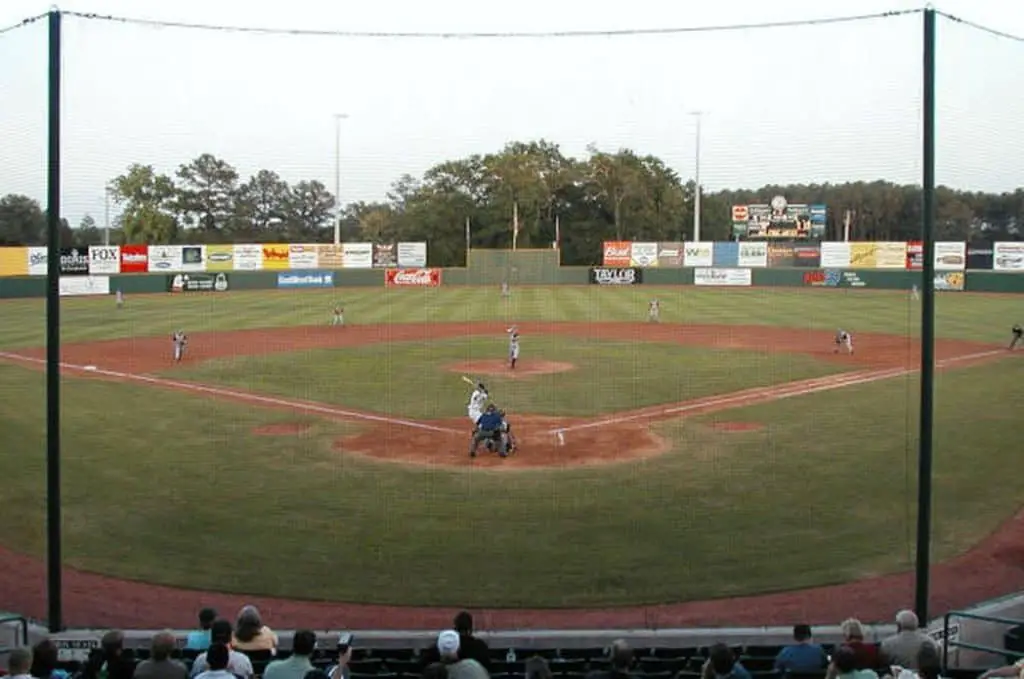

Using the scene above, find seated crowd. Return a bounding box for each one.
[3,607,1017,679]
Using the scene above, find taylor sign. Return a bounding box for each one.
[385,268,442,287]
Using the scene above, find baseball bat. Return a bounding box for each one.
[461,376,475,386]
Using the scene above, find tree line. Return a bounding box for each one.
[1,140,1021,266]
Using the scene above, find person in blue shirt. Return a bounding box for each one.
[470,405,508,458]
[185,608,218,651]
[775,624,829,675]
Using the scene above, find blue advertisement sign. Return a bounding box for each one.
[712,241,739,267]
[277,271,335,289]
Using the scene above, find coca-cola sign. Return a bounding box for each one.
[590,267,642,285]
[385,268,442,287]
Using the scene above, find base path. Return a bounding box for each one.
[0,321,1021,629]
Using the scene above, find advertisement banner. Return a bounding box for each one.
[317,244,344,268]
[590,267,642,285]
[180,245,206,272]
[934,242,967,271]
[88,245,121,275]
[683,242,714,267]
[373,243,397,268]
[288,244,319,269]
[277,271,335,289]
[993,242,1024,271]
[629,242,659,267]
[712,241,739,267]
[27,247,48,275]
[168,272,230,293]
[656,242,684,267]
[934,272,965,291]
[397,242,427,267]
[0,247,28,276]
[120,244,148,273]
[59,275,110,297]
[342,243,373,269]
[802,269,843,287]
[849,242,878,268]
[874,242,907,269]
[603,241,632,267]
[793,244,821,267]
[58,247,90,276]
[385,268,441,287]
[205,245,235,271]
[694,268,752,287]
[820,242,851,268]
[148,245,183,272]
[906,241,924,270]
[261,244,291,270]
[966,244,993,271]
[767,243,797,267]
[737,241,768,268]
[233,244,263,271]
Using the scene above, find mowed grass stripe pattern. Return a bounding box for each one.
[0,286,1018,349]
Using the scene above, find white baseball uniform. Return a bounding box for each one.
[648,300,660,322]
[172,332,187,362]
[835,330,853,354]
[468,387,488,424]
[508,332,520,361]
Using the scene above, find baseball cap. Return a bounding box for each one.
[437,630,460,656]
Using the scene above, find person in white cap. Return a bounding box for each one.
[436,630,488,679]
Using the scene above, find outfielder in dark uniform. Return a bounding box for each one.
[1010,324,1023,350]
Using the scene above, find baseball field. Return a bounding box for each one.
[0,285,1022,618]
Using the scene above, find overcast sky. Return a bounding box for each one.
[1,0,1022,226]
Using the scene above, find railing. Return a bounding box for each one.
[942,610,1024,669]
[0,615,29,651]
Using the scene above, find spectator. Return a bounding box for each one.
[586,640,635,679]
[326,635,353,679]
[186,610,219,652]
[775,625,829,674]
[977,656,1024,679]
[303,673,329,679]
[8,648,34,679]
[422,665,448,679]
[435,631,487,679]
[232,606,277,652]
[841,619,880,671]
[525,658,552,679]
[134,632,188,679]
[880,611,937,670]
[72,650,106,679]
[263,631,316,679]
[191,620,254,679]
[99,631,136,679]
[30,639,69,679]
[454,613,490,671]
[702,644,751,679]
[194,646,234,679]
[914,644,943,679]
[828,646,880,679]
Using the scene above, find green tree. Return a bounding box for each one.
[174,153,239,235]
[0,194,46,245]
[108,164,179,244]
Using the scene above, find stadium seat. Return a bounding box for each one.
[744,646,783,658]
[548,658,588,673]
[740,656,777,671]
[640,657,686,673]
[652,648,695,659]
[490,661,526,674]
[383,659,424,674]
[558,648,607,661]
[349,659,384,674]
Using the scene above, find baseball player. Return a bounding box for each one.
[834,329,854,355]
[501,281,510,298]
[911,284,920,301]
[172,330,188,362]
[469,405,509,458]
[507,327,520,369]
[331,305,345,327]
[648,298,660,322]
[467,381,489,428]
[1010,323,1023,350]
[115,289,124,309]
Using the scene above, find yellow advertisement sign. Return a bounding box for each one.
[317,244,344,268]
[205,244,234,271]
[0,247,28,276]
[848,243,877,268]
[260,244,291,270]
[874,241,907,268]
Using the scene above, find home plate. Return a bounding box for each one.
[83,365,97,371]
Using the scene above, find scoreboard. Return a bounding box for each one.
[732,195,827,240]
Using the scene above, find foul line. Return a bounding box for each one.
[0,352,461,435]
[550,349,1008,434]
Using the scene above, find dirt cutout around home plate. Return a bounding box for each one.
[336,414,669,469]
[448,359,576,380]
[252,422,312,436]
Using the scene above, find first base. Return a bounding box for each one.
[83,365,97,371]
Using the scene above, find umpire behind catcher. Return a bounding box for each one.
[470,405,509,458]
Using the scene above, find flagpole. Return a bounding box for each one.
[512,201,519,251]
[465,216,471,268]
[554,214,560,250]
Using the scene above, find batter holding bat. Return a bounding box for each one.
[464,378,489,430]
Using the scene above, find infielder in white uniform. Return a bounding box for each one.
[648,299,660,322]
[115,289,124,309]
[172,330,188,362]
[507,327,520,369]
[834,329,854,355]
[467,382,489,427]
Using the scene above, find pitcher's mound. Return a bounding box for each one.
[448,359,576,379]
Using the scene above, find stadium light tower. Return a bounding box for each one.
[689,111,704,242]
[333,113,349,245]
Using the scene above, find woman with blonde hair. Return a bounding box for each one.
[841,618,880,670]
[231,606,278,652]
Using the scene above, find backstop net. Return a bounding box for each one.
[0,6,1021,632]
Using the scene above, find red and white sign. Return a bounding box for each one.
[120,244,149,273]
[385,268,441,287]
[603,241,631,267]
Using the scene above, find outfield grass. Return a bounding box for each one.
[168,336,849,418]
[0,286,1020,608]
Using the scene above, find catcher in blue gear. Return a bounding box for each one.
[469,405,516,458]
[1010,323,1023,350]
